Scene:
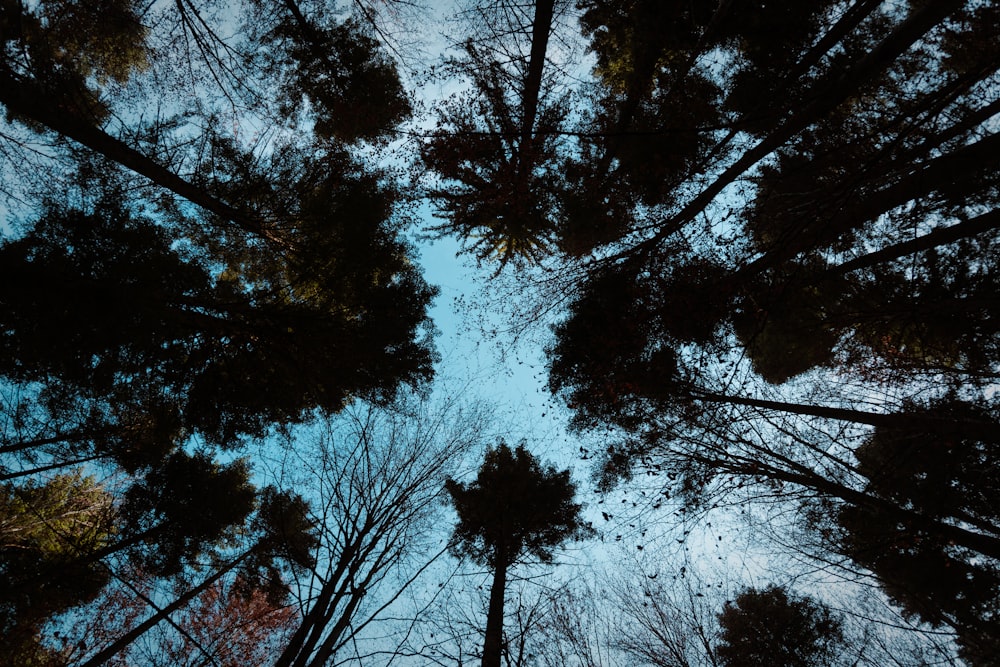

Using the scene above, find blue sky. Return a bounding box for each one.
[411,212,585,474]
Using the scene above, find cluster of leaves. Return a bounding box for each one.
[716,586,844,667]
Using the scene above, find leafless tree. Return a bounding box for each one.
[272,393,494,667]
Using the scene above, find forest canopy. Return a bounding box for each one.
[1,0,998,665]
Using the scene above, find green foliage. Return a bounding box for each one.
[0,0,148,120]
[548,266,683,430]
[732,273,845,384]
[27,0,149,83]
[122,451,257,576]
[0,188,435,445]
[446,442,591,568]
[0,472,114,660]
[242,486,318,603]
[421,42,569,266]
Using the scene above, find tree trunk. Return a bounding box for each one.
[78,551,249,667]
[635,0,963,256]
[828,207,1000,277]
[0,454,103,481]
[519,0,555,151]
[0,71,283,247]
[689,389,998,440]
[513,0,555,199]
[482,548,509,667]
[0,428,100,455]
[274,541,361,667]
[736,129,1000,277]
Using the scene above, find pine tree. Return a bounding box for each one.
[446,442,591,667]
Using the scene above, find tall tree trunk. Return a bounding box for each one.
[78,551,249,667]
[0,454,103,481]
[0,428,100,455]
[482,546,509,667]
[0,71,284,247]
[688,389,998,440]
[513,0,555,199]
[274,541,361,667]
[736,129,1000,278]
[519,0,555,151]
[828,207,1000,277]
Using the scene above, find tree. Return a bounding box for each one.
[0,185,434,447]
[420,0,575,266]
[533,582,623,667]
[0,3,435,447]
[0,0,149,124]
[47,567,299,667]
[4,0,1000,662]
[446,442,591,667]
[0,471,114,663]
[835,399,1000,665]
[612,576,721,667]
[274,396,492,667]
[716,586,844,667]
[0,0,438,661]
[544,0,999,402]
[538,7,1000,660]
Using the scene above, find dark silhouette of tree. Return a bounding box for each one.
[275,396,490,667]
[3,0,999,662]
[836,399,1000,665]
[544,7,1000,648]
[0,1,435,661]
[446,442,592,667]
[0,3,435,437]
[0,192,434,447]
[564,0,724,226]
[420,0,572,266]
[716,586,844,667]
[0,0,149,123]
[0,453,265,653]
[58,568,297,667]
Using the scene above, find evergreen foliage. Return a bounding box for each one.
[716,586,844,667]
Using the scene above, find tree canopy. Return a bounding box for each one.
[447,442,591,667]
[2,0,999,664]
[716,586,845,667]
